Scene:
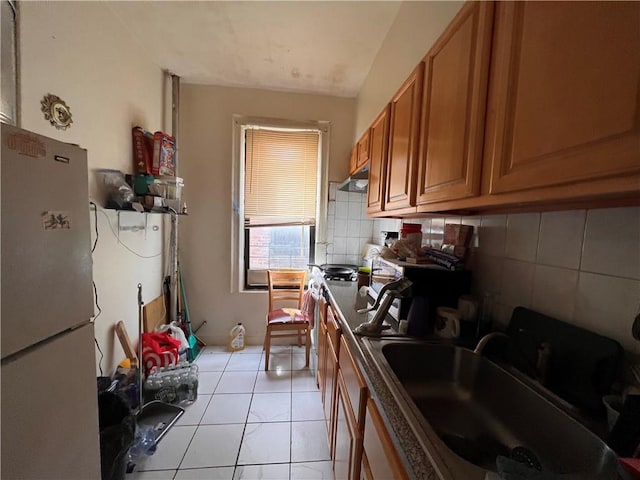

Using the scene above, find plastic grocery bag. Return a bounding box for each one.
[141,332,181,375]
[157,322,189,362]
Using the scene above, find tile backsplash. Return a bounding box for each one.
[325,182,639,353]
[325,182,373,265]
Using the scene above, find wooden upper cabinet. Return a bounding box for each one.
[384,63,425,212]
[356,130,371,171]
[350,130,371,176]
[416,1,494,207]
[367,105,391,214]
[349,145,358,176]
[484,1,640,195]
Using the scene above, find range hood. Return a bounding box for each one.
[337,165,369,193]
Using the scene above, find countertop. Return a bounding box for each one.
[322,280,618,480]
[323,279,448,480]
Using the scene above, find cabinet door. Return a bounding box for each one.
[324,335,338,453]
[327,304,342,354]
[384,63,424,212]
[349,145,358,176]
[360,452,373,480]
[334,373,362,480]
[363,398,408,480]
[367,105,391,214]
[339,336,367,427]
[316,299,328,396]
[356,129,371,171]
[416,1,493,206]
[484,1,640,195]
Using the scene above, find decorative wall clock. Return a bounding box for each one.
[41,94,73,130]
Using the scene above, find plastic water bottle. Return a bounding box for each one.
[228,323,246,352]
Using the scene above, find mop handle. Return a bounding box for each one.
[138,283,144,412]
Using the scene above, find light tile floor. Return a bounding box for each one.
[128,345,334,480]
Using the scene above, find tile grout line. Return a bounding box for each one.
[171,346,323,479]
[233,359,260,472]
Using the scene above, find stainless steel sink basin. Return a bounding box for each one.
[362,338,619,479]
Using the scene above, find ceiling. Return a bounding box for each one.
[106,1,402,98]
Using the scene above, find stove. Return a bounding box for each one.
[323,272,357,282]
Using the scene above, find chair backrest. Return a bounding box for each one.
[267,270,307,312]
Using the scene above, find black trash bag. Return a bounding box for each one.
[98,391,135,480]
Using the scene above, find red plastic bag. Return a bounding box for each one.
[141,332,181,375]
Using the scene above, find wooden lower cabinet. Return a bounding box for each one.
[323,306,341,451]
[320,311,407,479]
[324,336,338,449]
[316,298,327,394]
[334,372,362,480]
[362,398,408,480]
[339,336,367,425]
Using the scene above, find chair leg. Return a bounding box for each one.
[264,327,271,371]
[305,327,310,367]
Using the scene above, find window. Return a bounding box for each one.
[239,124,323,289]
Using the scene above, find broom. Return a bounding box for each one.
[178,267,205,361]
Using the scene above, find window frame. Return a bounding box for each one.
[231,115,329,293]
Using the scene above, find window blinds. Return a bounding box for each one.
[244,128,319,227]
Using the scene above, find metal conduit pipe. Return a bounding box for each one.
[169,72,180,323]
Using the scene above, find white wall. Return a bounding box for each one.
[179,84,355,346]
[354,1,464,138]
[19,2,168,374]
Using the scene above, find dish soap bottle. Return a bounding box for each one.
[228,323,246,352]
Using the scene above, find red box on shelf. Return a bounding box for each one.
[132,126,154,175]
[151,131,176,176]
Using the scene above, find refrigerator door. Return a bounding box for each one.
[1,124,93,358]
[1,323,101,480]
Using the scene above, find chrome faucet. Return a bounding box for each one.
[475,331,554,386]
[474,331,509,354]
[354,277,412,337]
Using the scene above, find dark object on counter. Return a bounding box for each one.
[419,248,466,271]
[498,307,624,414]
[407,296,430,337]
[608,395,640,457]
[404,268,471,337]
[357,267,371,290]
[309,263,358,281]
[98,391,135,480]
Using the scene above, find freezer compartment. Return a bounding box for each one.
[1,323,101,480]
[1,123,93,358]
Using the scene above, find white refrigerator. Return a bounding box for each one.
[1,123,101,479]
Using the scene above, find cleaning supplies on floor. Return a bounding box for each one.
[228,322,246,352]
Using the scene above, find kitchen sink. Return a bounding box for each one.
[362,338,620,479]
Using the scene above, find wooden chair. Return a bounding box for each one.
[264,269,311,371]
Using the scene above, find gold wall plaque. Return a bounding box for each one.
[41,94,73,130]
